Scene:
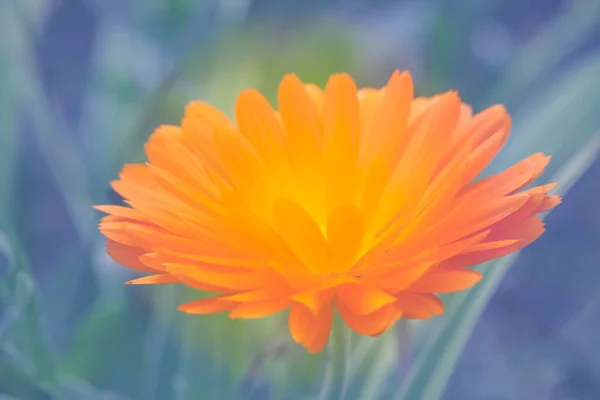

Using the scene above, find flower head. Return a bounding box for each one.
[97,71,560,353]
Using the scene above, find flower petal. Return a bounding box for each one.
[408,267,483,293]
[236,89,291,175]
[273,198,329,275]
[358,71,413,173]
[279,74,322,158]
[288,303,313,345]
[336,282,397,315]
[459,107,511,184]
[105,239,155,273]
[94,205,146,221]
[125,274,179,285]
[327,204,364,274]
[337,302,400,336]
[178,297,237,314]
[323,73,360,211]
[441,216,545,269]
[362,262,434,294]
[164,263,263,291]
[213,125,272,216]
[373,92,461,234]
[304,83,325,119]
[288,302,334,354]
[180,101,232,181]
[291,289,325,316]
[395,293,444,319]
[229,299,290,319]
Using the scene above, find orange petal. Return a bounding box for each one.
[336,282,397,315]
[535,195,561,213]
[441,216,545,269]
[273,198,329,275]
[179,297,237,314]
[229,299,290,319]
[145,125,210,190]
[373,92,461,234]
[99,217,141,248]
[395,293,444,319]
[408,267,483,293]
[278,75,326,223]
[121,222,258,267]
[358,71,413,172]
[356,73,413,230]
[94,205,146,221]
[117,163,156,186]
[146,163,223,216]
[288,303,313,345]
[279,74,322,158]
[413,135,473,221]
[459,107,511,184]
[105,239,156,273]
[377,228,491,271]
[223,287,290,303]
[164,263,263,291]
[225,205,313,283]
[323,73,360,211]
[304,83,325,119]
[305,302,334,354]
[288,302,334,354]
[180,101,232,181]
[357,88,383,143]
[213,125,271,215]
[236,89,290,174]
[433,194,529,245]
[362,262,435,294]
[327,204,364,274]
[462,153,551,199]
[291,289,326,316]
[125,274,179,285]
[337,302,400,336]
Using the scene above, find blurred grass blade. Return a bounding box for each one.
[395,131,600,400]
[489,53,600,180]
[0,229,57,386]
[486,0,600,106]
[355,330,399,400]
[54,377,133,400]
[0,62,16,221]
[2,2,94,239]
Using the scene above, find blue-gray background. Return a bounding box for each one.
[1,0,600,399]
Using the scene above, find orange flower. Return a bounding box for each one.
[97,71,560,353]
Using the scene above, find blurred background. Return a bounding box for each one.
[1,0,600,399]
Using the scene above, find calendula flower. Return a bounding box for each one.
[97,71,560,353]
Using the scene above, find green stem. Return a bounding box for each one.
[317,319,352,400]
[339,324,353,400]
